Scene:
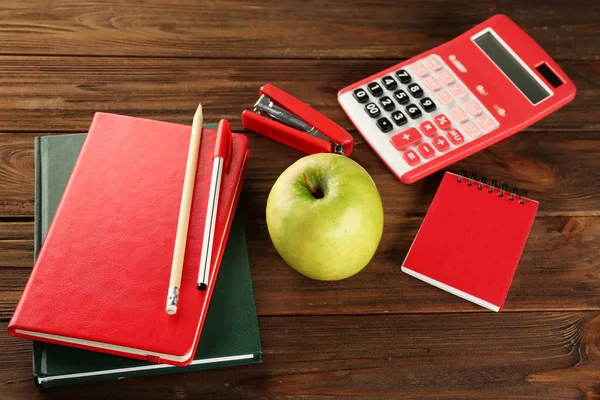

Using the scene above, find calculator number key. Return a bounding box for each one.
[391,111,408,126]
[431,136,450,152]
[376,117,393,133]
[405,104,422,119]
[381,76,398,90]
[364,102,381,118]
[408,83,424,98]
[395,69,412,84]
[393,90,410,105]
[367,82,384,97]
[420,97,436,112]
[402,150,421,166]
[379,96,395,111]
[390,127,422,150]
[353,88,369,104]
[447,129,465,145]
[417,143,436,159]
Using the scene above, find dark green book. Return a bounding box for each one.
[32,133,261,388]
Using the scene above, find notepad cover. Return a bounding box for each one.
[401,172,538,311]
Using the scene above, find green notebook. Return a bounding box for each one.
[32,133,261,388]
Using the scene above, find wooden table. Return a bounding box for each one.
[1,1,599,398]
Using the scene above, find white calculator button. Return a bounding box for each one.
[476,115,497,132]
[436,69,455,85]
[410,61,429,77]
[462,121,481,137]
[463,100,483,116]
[435,90,453,105]
[450,106,469,123]
[423,76,441,91]
[449,83,467,99]
[424,55,442,71]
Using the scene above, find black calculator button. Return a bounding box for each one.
[408,83,424,98]
[405,104,422,119]
[395,69,412,84]
[353,88,369,104]
[381,76,398,90]
[392,90,410,105]
[367,82,383,97]
[379,96,395,111]
[376,117,393,133]
[364,102,381,118]
[420,97,436,112]
[391,111,408,126]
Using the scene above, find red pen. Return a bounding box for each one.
[197,119,232,290]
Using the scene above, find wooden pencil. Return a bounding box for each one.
[166,103,203,315]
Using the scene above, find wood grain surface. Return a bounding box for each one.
[1,0,599,398]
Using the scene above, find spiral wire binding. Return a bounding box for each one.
[455,171,529,205]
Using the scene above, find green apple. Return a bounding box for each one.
[266,153,384,281]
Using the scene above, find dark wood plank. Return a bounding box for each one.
[2,127,600,217]
[0,57,595,133]
[0,0,597,60]
[0,215,597,319]
[1,313,599,398]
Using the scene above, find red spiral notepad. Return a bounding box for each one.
[401,172,538,312]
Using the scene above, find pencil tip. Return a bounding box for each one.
[195,103,203,118]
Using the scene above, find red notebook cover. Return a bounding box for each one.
[401,172,538,312]
[8,113,249,366]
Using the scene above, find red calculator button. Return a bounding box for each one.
[419,121,437,137]
[402,149,421,166]
[436,69,454,85]
[433,114,451,130]
[462,121,481,137]
[463,100,483,116]
[449,83,467,99]
[476,115,497,132]
[423,76,441,91]
[435,90,453,105]
[417,143,436,159]
[410,61,429,77]
[447,129,465,145]
[424,55,442,71]
[431,136,450,152]
[450,106,468,123]
[390,128,422,150]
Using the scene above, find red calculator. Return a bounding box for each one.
[338,15,576,184]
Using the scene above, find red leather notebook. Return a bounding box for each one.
[8,113,249,366]
[401,172,538,312]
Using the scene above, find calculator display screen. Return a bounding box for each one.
[474,32,550,104]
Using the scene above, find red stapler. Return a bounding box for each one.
[242,84,354,156]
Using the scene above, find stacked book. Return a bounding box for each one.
[8,114,262,387]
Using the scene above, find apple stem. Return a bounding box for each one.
[303,173,324,199]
